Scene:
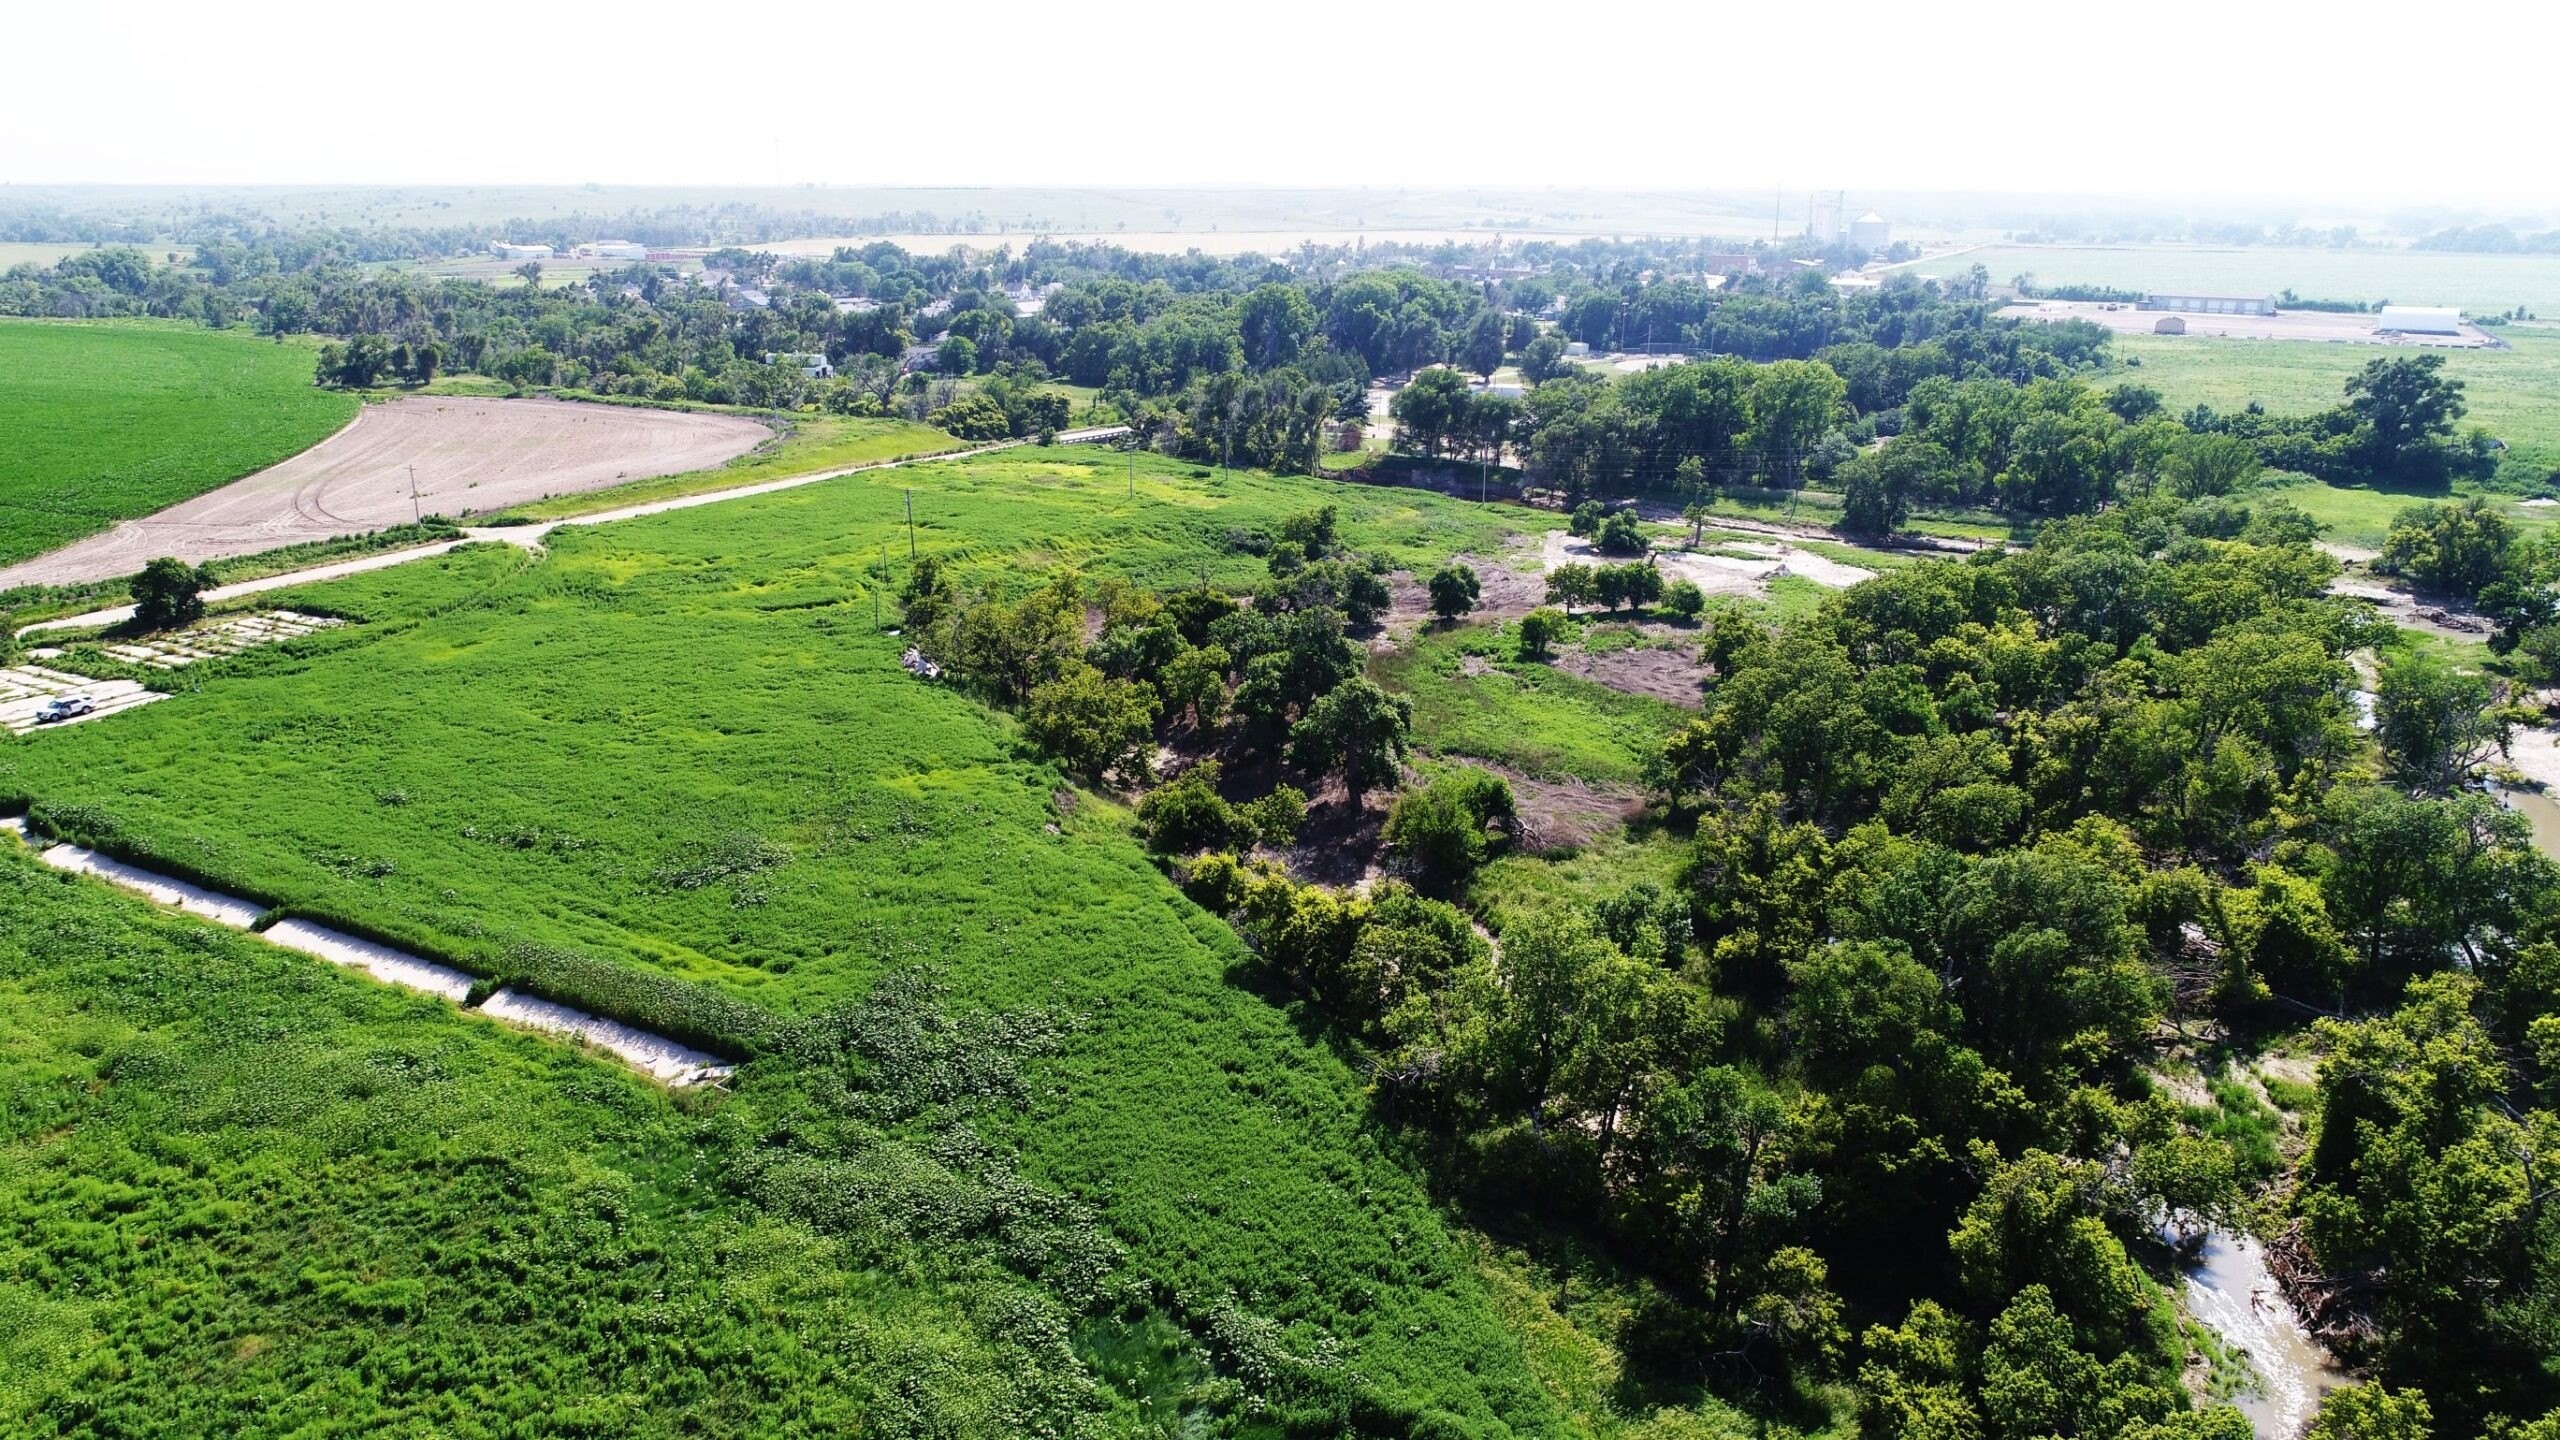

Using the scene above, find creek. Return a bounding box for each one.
[2172,1226,2349,1438]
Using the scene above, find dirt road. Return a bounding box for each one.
[0,396,770,590]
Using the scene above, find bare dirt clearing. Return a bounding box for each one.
[1554,641,1709,707]
[0,397,769,589]
[1542,530,1874,595]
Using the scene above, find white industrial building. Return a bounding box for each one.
[573,240,649,260]
[2140,292,2277,316]
[490,242,554,260]
[2377,305,2465,335]
[1848,211,1891,250]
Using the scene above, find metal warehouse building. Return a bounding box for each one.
[2377,305,2465,334]
[2139,292,2277,316]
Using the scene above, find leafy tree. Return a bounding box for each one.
[2161,432,2262,498]
[130,556,209,630]
[1139,762,1244,853]
[1291,678,1413,805]
[1516,607,1566,660]
[2375,652,2523,793]
[1156,643,1231,729]
[2378,498,2516,599]
[1462,310,1508,380]
[1022,661,1157,781]
[2307,1385,2435,1440]
[1390,367,1475,458]
[1977,1284,2183,1440]
[2348,354,2467,479]
[1236,283,1317,369]
[1383,768,1515,887]
[1746,359,1850,485]
[1519,333,1570,384]
[1426,563,1481,622]
[937,334,979,375]
[898,552,958,637]
[1545,562,1597,614]
[1951,1151,2157,1355]
[1239,786,1307,847]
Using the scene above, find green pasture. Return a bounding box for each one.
[1899,242,2560,313]
[2109,328,2560,469]
[0,319,358,569]
[1371,620,1693,787]
[0,448,1561,1433]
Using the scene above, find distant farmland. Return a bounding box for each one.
[2106,326,2560,469]
[0,320,357,569]
[1899,242,2560,314]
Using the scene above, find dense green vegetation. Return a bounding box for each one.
[0,846,1130,1435]
[21,200,2560,1439]
[0,320,356,568]
[1371,622,1691,786]
[0,450,1573,1437]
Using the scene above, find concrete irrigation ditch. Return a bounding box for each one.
[1,816,735,1088]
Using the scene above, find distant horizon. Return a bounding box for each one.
[9,0,2555,210]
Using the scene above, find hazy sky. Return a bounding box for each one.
[5,0,2552,205]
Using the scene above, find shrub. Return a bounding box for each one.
[1383,767,1516,887]
[1138,762,1307,853]
[1663,578,1706,620]
[1594,509,1649,555]
[1138,762,1240,854]
[1516,607,1566,660]
[1240,786,1308,847]
[1427,563,1480,622]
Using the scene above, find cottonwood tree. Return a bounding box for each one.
[1290,678,1412,805]
[130,556,209,631]
[1427,563,1480,622]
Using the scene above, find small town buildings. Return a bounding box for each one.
[573,240,648,261]
[766,352,834,379]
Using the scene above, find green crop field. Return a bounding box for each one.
[2107,328,2560,470]
[1372,620,1692,786]
[0,320,358,569]
[0,846,1087,1434]
[1897,242,2560,313]
[0,450,1576,1435]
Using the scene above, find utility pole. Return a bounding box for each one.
[407,464,422,525]
[904,488,916,558]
